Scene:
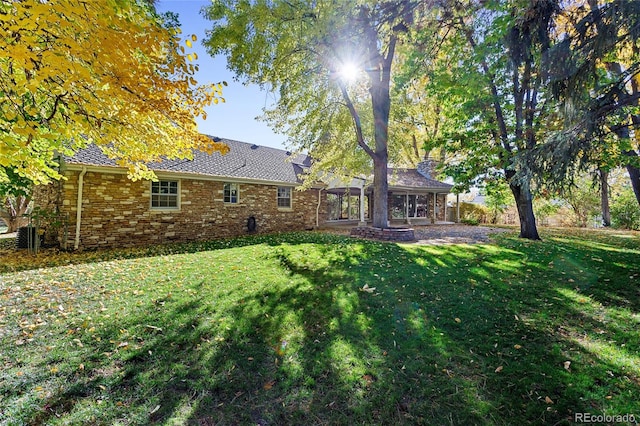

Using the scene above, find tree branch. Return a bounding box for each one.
[337,80,375,158]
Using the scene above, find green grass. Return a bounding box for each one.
[1,229,639,425]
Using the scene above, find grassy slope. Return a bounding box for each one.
[0,229,638,425]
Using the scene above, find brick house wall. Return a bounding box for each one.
[37,169,326,250]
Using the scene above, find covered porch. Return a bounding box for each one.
[324,188,452,227]
[322,162,454,228]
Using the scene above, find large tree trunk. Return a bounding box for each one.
[369,89,390,228]
[600,57,640,206]
[368,39,393,229]
[372,154,389,228]
[509,180,541,240]
[599,168,611,227]
[623,150,640,206]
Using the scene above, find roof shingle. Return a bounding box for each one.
[65,137,311,184]
[388,168,453,191]
[65,137,452,191]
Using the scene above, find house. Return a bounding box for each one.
[33,137,452,249]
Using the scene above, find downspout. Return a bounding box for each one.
[74,167,87,250]
[316,188,323,228]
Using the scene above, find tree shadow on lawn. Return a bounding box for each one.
[13,233,640,425]
[0,231,348,274]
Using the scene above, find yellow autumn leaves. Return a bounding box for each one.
[0,0,226,184]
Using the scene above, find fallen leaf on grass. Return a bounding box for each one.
[495,366,503,373]
[454,317,461,323]
[514,344,522,350]
[362,374,376,386]
[360,284,376,293]
[563,361,571,370]
[544,396,554,404]
[263,380,276,390]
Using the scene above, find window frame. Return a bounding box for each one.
[277,186,292,209]
[223,182,240,204]
[150,179,180,210]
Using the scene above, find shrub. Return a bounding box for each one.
[610,188,640,230]
[458,202,487,223]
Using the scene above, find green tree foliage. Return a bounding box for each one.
[202,1,426,228]
[407,1,567,239]
[559,174,602,228]
[533,197,561,227]
[518,0,640,205]
[484,179,512,225]
[611,187,640,230]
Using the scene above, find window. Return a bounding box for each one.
[151,180,178,209]
[390,194,406,219]
[327,192,365,220]
[223,183,239,204]
[277,186,291,208]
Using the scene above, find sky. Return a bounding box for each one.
[156,1,287,150]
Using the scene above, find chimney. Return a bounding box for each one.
[417,159,438,179]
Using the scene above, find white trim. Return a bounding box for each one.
[223,182,240,204]
[150,179,181,211]
[276,186,292,210]
[386,185,453,193]
[64,163,305,188]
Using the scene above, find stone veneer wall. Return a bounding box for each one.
[350,226,415,241]
[434,193,447,221]
[51,169,326,250]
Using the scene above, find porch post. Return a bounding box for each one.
[405,193,410,225]
[359,186,366,226]
[432,192,437,224]
[456,193,460,223]
[443,194,448,223]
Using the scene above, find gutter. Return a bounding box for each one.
[64,163,303,188]
[74,167,87,250]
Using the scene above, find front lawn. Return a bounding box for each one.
[1,229,638,425]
